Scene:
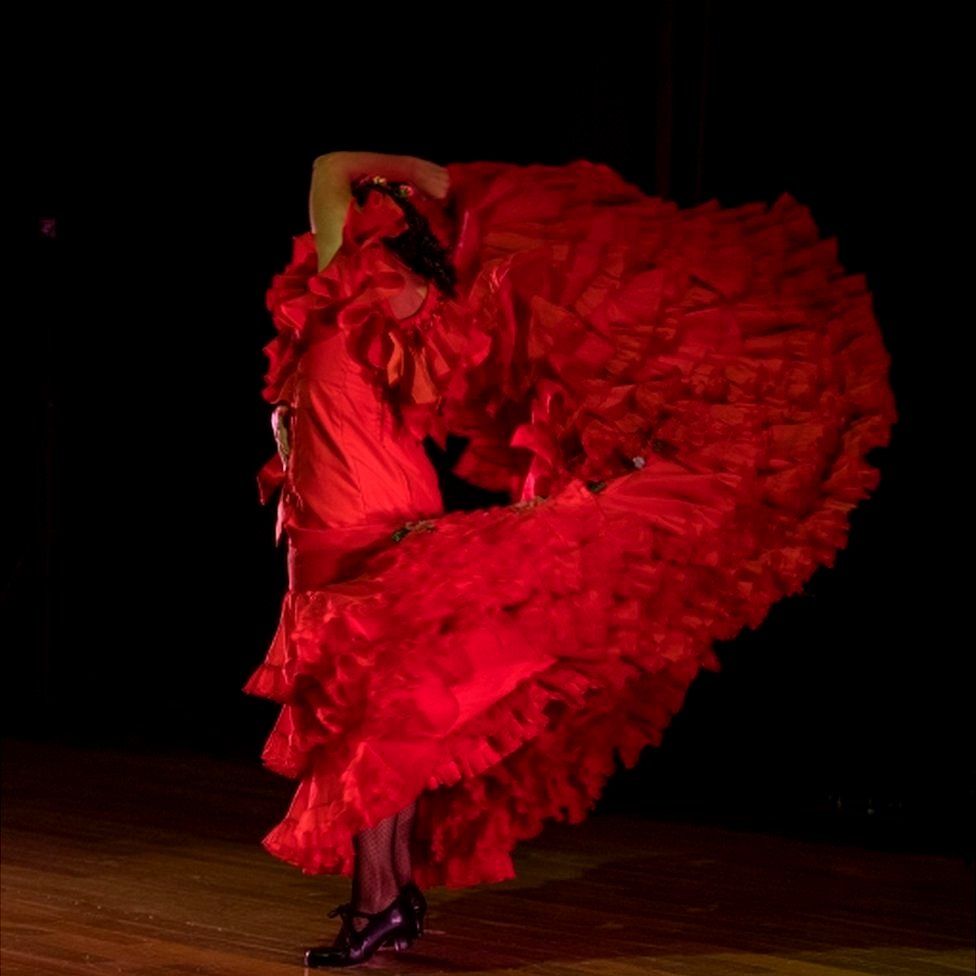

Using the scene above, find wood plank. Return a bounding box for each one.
[2,738,972,974]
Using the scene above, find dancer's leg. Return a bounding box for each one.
[390,797,418,889]
[349,812,399,932]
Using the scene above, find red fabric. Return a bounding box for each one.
[242,159,898,889]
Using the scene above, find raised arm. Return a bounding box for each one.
[308,151,450,272]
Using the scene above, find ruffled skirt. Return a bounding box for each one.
[243,160,898,889]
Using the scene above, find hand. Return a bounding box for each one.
[271,404,291,465]
[406,157,451,200]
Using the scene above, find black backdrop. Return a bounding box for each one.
[7,5,970,857]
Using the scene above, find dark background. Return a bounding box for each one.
[6,5,970,858]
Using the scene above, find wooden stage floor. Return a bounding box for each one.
[2,737,972,975]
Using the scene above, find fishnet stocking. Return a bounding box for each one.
[391,797,417,888]
[348,810,399,933]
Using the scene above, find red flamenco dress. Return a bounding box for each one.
[242,160,898,890]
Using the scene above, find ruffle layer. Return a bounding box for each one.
[244,159,897,888]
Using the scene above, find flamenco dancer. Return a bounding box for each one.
[243,150,897,967]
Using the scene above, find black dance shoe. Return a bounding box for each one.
[304,893,414,968]
[399,880,427,939]
[312,882,427,959]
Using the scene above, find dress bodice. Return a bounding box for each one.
[286,322,444,532]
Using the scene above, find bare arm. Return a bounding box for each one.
[308,151,450,272]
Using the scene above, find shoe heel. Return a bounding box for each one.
[390,932,412,952]
[400,880,427,939]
